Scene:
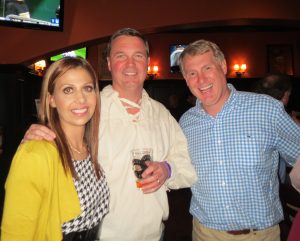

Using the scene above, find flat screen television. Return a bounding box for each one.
[170,44,187,73]
[50,47,87,62]
[0,0,64,31]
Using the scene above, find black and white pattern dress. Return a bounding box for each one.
[62,156,110,235]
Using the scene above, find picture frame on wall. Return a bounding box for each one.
[267,44,294,76]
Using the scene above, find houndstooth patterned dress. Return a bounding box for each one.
[62,156,110,235]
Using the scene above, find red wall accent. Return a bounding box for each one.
[0,0,300,67]
[146,32,300,78]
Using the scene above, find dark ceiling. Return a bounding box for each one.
[153,19,300,34]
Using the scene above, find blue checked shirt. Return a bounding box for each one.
[179,84,300,231]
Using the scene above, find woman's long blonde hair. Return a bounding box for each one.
[38,57,101,178]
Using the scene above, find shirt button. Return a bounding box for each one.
[221,181,226,186]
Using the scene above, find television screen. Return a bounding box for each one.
[50,47,87,62]
[0,0,63,31]
[170,44,187,73]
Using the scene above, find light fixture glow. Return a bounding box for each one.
[147,65,159,79]
[233,63,247,77]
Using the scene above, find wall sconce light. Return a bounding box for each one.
[147,65,159,80]
[34,60,46,76]
[233,64,247,78]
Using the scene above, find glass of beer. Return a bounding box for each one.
[131,148,153,188]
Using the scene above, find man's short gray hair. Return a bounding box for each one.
[179,39,225,74]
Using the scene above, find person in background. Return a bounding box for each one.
[253,73,292,183]
[253,74,300,126]
[1,57,109,241]
[287,156,300,241]
[22,28,197,241]
[167,94,183,121]
[290,157,300,193]
[184,90,197,111]
[253,73,300,240]
[4,0,30,18]
[287,210,300,241]
[291,110,300,125]
[254,73,292,108]
[178,39,300,241]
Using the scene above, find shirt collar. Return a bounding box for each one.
[102,85,151,121]
[103,85,151,103]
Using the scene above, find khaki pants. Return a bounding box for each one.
[192,218,280,241]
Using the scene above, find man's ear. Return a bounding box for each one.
[107,57,111,71]
[221,60,227,75]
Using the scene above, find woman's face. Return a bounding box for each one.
[49,67,97,132]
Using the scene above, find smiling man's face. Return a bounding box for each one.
[107,35,149,98]
[182,50,230,116]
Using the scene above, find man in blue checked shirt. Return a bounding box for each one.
[178,39,300,241]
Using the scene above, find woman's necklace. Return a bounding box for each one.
[69,143,86,154]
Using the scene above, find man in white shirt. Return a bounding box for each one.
[23,28,197,241]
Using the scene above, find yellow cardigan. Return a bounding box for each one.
[1,140,81,241]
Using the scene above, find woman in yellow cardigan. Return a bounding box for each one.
[1,57,110,241]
